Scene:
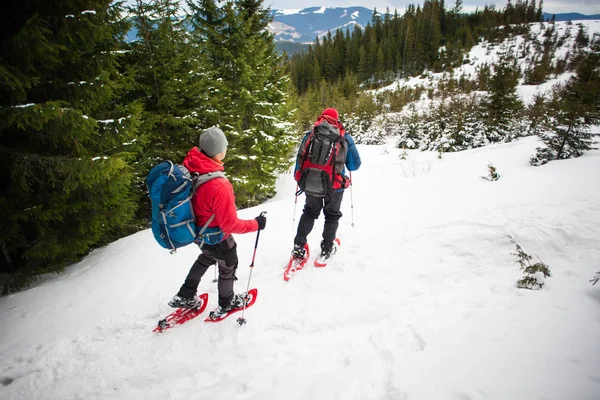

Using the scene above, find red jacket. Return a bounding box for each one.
[183,147,258,238]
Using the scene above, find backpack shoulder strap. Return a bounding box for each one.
[191,171,227,192]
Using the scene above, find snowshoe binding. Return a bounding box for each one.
[284,243,310,281]
[314,238,340,267]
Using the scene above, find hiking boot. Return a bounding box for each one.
[209,293,246,319]
[168,294,202,309]
[292,243,306,260]
[319,246,336,261]
[315,238,340,267]
[220,293,246,312]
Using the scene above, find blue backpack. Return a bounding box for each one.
[146,161,226,253]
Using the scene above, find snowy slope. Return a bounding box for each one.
[1,136,600,400]
[375,20,600,106]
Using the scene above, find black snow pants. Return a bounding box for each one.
[176,235,238,308]
[294,190,344,253]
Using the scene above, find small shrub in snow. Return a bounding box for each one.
[590,272,600,286]
[530,146,555,166]
[507,235,551,290]
[481,164,500,181]
[400,148,408,160]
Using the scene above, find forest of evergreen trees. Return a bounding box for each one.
[286,0,558,132]
[0,0,598,293]
[287,0,598,167]
[289,0,544,94]
[0,0,295,292]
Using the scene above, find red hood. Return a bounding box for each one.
[183,147,225,174]
[314,115,345,135]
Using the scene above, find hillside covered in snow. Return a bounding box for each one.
[345,19,600,156]
[1,5,599,400]
[1,134,599,399]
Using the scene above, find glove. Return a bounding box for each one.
[255,215,267,230]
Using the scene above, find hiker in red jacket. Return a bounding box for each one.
[168,127,267,318]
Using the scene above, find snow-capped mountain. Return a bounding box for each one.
[123,7,600,46]
[543,12,600,21]
[266,8,600,44]
[269,6,375,43]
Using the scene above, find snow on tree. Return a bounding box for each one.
[531,38,599,166]
[0,0,141,292]
[188,0,296,206]
[508,235,551,290]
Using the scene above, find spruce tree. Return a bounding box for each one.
[443,94,481,151]
[423,101,448,151]
[188,0,296,206]
[479,50,524,143]
[0,0,140,292]
[526,93,547,136]
[569,34,600,125]
[397,104,423,149]
[124,0,209,214]
[575,24,589,49]
[531,88,596,165]
[531,38,599,165]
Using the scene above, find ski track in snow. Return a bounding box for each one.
[0,135,599,399]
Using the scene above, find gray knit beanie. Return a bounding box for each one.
[199,126,228,157]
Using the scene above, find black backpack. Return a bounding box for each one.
[295,120,348,196]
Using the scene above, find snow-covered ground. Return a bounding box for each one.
[1,135,599,400]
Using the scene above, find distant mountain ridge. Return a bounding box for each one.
[543,12,600,21]
[268,7,374,43]
[268,8,600,44]
[123,7,600,47]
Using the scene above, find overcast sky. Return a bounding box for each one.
[264,1,600,15]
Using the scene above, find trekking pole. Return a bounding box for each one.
[212,264,217,283]
[349,171,355,228]
[237,211,266,326]
[292,184,299,232]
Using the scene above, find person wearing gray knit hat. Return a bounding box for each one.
[199,126,228,157]
[167,124,267,317]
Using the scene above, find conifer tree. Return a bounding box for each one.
[188,0,296,206]
[530,46,599,166]
[423,101,448,151]
[526,93,547,136]
[0,0,140,292]
[479,50,524,143]
[124,0,210,213]
[575,24,589,48]
[444,94,481,150]
[357,45,369,81]
[422,0,442,68]
[570,34,600,125]
[397,104,424,149]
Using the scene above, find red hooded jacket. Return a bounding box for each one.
[183,147,258,238]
